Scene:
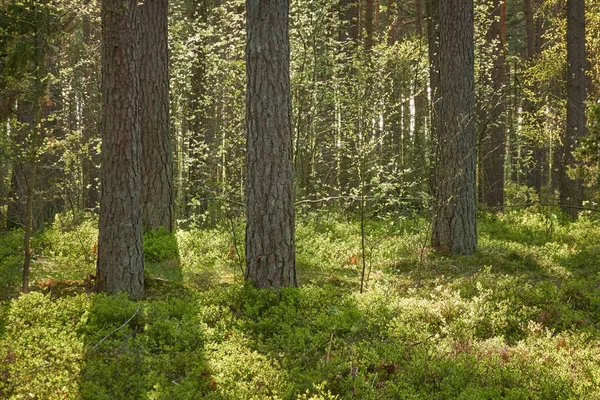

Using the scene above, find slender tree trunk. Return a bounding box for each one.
[481,0,506,209]
[82,14,101,211]
[387,0,396,44]
[245,0,296,288]
[431,0,477,255]
[413,0,427,186]
[523,0,543,194]
[96,0,144,298]
[425,0,440,196]
[338,0,359,196]
[22,167,34,293]
[374,0,380,36]
[6,164,25,230]
[365,0,373,49]
[559,0,588,218]
[139,0,174,232]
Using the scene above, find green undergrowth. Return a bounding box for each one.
[1,208,600,399]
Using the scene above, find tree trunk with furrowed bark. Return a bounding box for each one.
[139,0,174,232]
[431,0,477,255]
[96,0,144,299]
[245,0,297,288]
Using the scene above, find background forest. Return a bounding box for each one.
[1,0,600,398]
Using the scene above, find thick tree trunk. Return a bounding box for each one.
[139,0,174,232]
[559,0,587,218]
[245,0,296,288]
[431,0,477,255]
[96,0,144,299]
[481,0,506,209]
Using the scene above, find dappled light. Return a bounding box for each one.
[2,210,600,398]
[2,0,600,397]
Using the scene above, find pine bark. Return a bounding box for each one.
[559,0,587,218]
[245,0,297,288]
[139,0,174,232]
[431,0,477,255]
[96,0,144,298]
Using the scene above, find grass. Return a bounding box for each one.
[1,208,600,399]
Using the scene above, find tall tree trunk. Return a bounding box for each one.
[413,0,427,186]
[82,14,101,211]
[338,0,359,196]
[245,0,296,288]
[481,0,506,209]
[559,0,587,218]
[96,0,144,298]
[425,0,440,196]
[431,0,477,255]
[139,0,174,232]
[523,0,543,194]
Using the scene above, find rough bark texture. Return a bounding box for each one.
[97,0,144,298]
[481,0,506,209]
[560,0,587,218]
[245,0,297,288]
[431,0,477,255]
[139,0,174,232]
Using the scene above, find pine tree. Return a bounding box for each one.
[431,0,477,255]
[245,0,297,288]
[96,0,144,298]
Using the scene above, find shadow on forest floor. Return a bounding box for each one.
[1,210,600,398]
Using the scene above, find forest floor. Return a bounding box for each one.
[1,208,600,399]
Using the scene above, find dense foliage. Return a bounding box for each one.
[3,0,598,232]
